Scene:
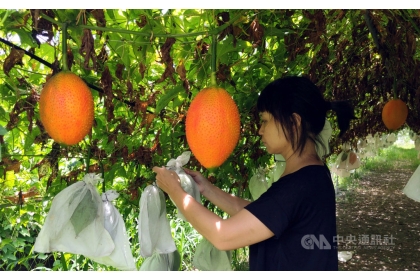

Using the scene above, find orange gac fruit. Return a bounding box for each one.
[381,99,408,131]
[186,87,240,169]
[39,71,94,145]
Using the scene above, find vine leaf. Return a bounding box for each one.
[155,85,184,114]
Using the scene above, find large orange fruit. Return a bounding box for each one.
[186,87,240,169]
[381,99,408,131]
[39,71,94,145]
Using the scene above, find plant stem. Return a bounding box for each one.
[61,22,69,71]
[210,34,217,87]
[393,78,397,99]
[86,146,91,174]
[0,10,10,26]
[60,252,68,271]
[100,161,105,193]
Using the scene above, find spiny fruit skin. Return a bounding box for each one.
[381,99,408,131]
[39,71,94,145]
[186,87,240,169]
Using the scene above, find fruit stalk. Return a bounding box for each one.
[61,22,69,71]
[393,78,397,100]
[210,34,217,87]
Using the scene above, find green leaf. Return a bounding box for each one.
[264,27,293,37]
[68,25,84,46]
[54,9,80,23]
[155,85,184,114]
[70,188,99,237]
[19,227,30,237]
[8,28,39,48]
[0,238,13,250]
[23,127,40,153]
[5,252,16,261]
[0,125,6,135]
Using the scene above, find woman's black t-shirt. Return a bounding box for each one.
[244,165,338,271]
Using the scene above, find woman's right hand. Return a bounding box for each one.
[183,168,212,195]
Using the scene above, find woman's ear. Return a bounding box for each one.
[292,113,302,128]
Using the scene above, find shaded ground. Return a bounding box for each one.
[336,161,420,271]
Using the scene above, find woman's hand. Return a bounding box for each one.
[152,166,183,196]
[183,168,212,195]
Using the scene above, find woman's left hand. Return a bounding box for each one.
[152,166,183,196]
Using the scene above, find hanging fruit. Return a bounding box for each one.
[39,71,94,145]
[381,99,408,131]
[185,35,240,169]
[185,87,240,169]
[39,22,94,146]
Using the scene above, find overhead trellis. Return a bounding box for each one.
[2,9,420,271]
[1,8,420,198]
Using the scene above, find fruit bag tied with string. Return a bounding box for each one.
[138,184,177,258]
[89,190,137,271]
[34,173,115,257]
[166,151,201,221]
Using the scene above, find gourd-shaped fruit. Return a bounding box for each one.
[186,87,240,169]
[39,71,94,145]
[381,99,408,131]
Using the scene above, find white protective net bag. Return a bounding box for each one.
[316,119,333,158]
[166,151,201,221]
[138,184,177,258]
[193,238,232,271]
[89,190,137,270]
[267,154,286,186]
[249,167,269,201]
[139,250,181,271]
[403,164,420,202]
[34,173,115,258]
[331,143,361,178]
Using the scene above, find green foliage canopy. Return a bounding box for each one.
[1,9,420,270]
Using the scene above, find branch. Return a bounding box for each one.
[0,37,55,69]
[363,10,382,53]
[0,36,103,92]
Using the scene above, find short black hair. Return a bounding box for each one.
[257,76,355,156]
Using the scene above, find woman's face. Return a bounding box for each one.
[258,111,293,156]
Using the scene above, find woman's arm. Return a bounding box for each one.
[153,166,274,251]
[183,168,250,216]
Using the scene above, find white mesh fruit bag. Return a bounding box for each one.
[138,184,177,258]
[34,173,114,258]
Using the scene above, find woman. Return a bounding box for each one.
[152,76,355,270]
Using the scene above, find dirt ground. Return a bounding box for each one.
[336,161,420,271]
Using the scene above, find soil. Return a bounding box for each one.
[336,161,420,271]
